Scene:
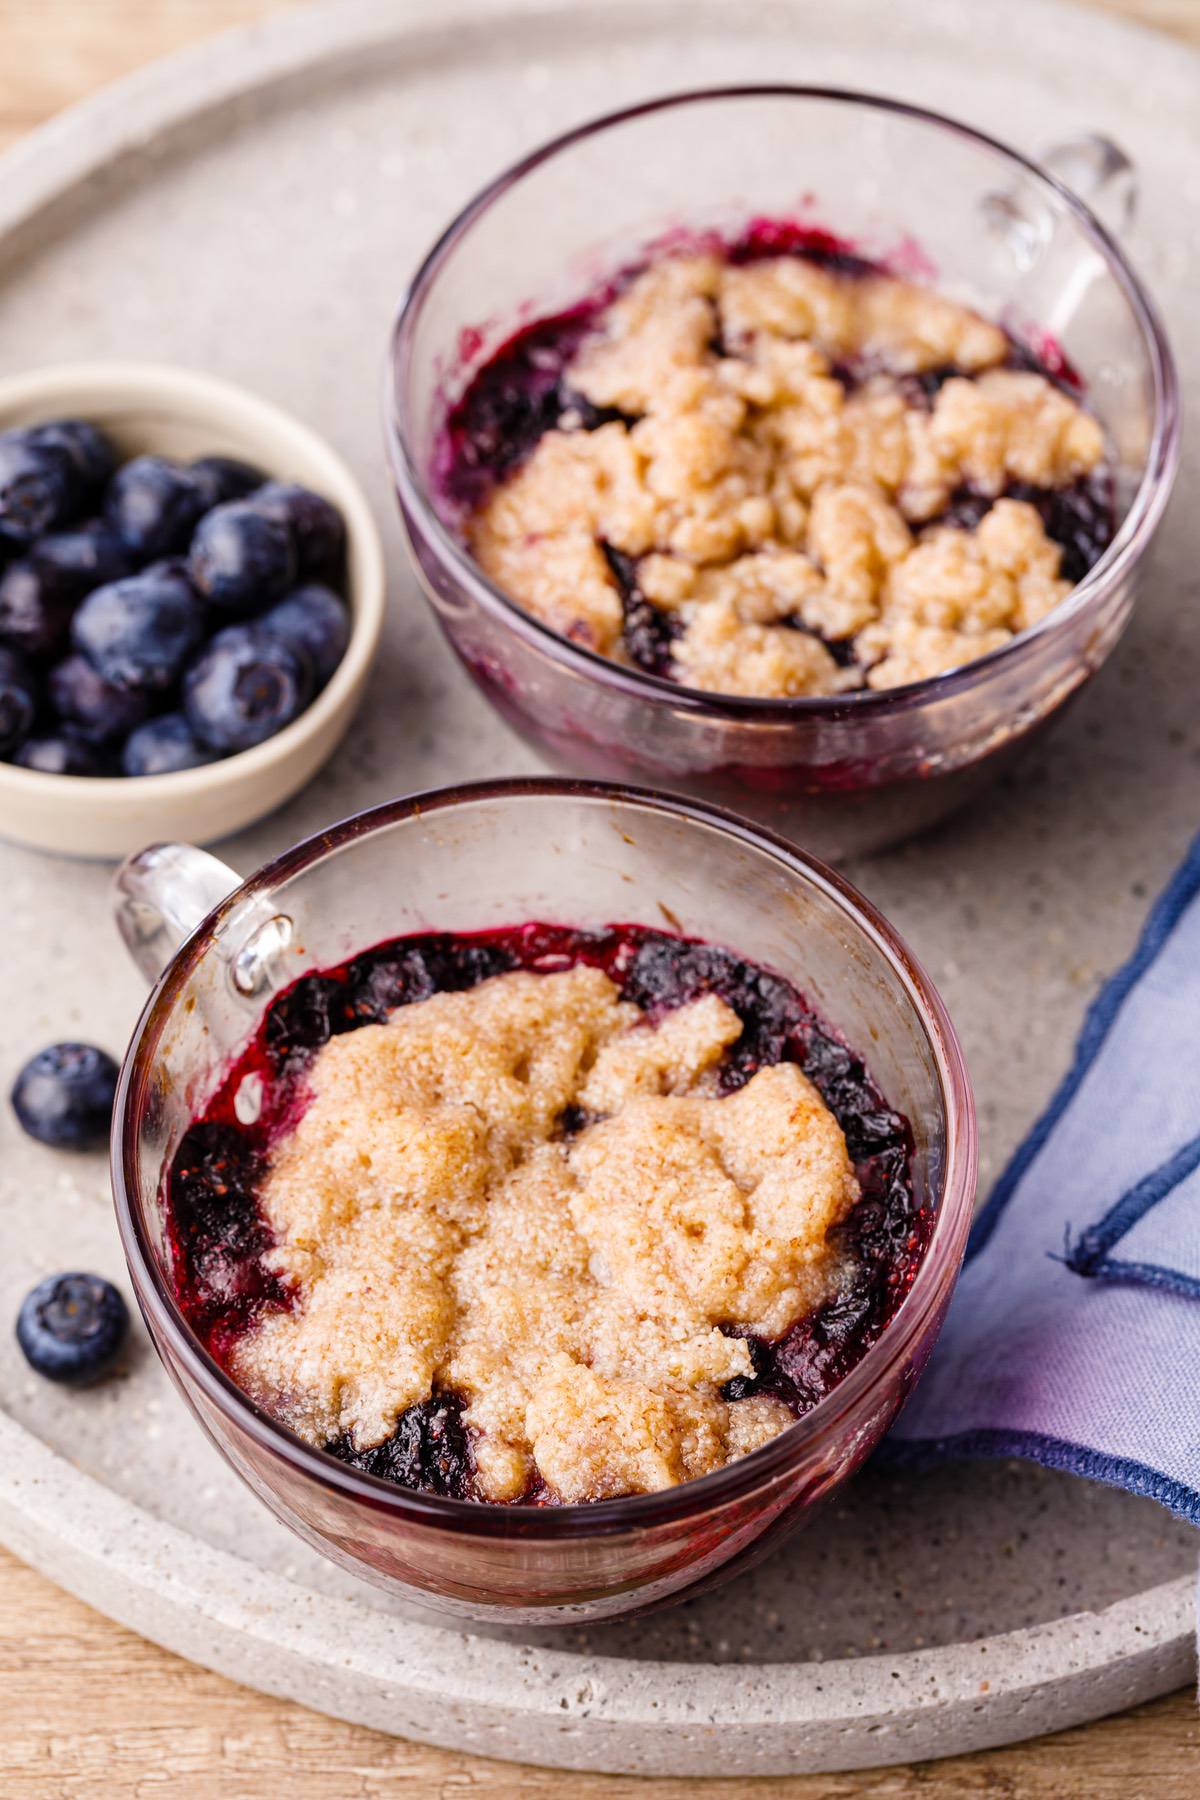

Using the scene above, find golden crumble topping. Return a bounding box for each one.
[232,966,859,1504]
[464,252,1106,696]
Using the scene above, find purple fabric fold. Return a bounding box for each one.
[884,832,1200,1528]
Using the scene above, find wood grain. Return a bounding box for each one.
[1,1,1197,1794]
[3,1535,1199,1798]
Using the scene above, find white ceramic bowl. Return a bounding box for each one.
[0,362,386,858]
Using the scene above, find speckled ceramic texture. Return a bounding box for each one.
[0,0,1196,1775]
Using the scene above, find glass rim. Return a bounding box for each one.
[113,776,977,1539]
[384,83,1180,720]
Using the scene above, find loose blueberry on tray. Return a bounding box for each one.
[10,1041,120,1149]
[16,1272,129,1386]
[0,417,352,779]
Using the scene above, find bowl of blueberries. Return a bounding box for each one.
[0,361,386,856]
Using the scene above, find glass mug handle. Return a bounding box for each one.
[1039,133,1137,237]
[982,131,1137,266]
[113,841,293,996]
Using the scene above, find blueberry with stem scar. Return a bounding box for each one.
[184,624,312,752]
[16,1273,129,1386]
[0,431,78,542]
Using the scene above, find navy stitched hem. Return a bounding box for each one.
[878,1428,1200,1525]
[967,831,1200,1265]
[1066,1130,1200,1278]
[1068,1256,1200,1302]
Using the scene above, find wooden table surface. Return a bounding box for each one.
[2,2,1198,1794]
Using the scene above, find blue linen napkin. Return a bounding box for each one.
[884,832,1200,1525]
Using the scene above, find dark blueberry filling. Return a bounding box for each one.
[935,488,994,533]
[167,1121,288,1360]
[329,1393,475,1499]
[1005,474,1115,586]
[164,923,925,1501]
[436,303,639,513]
[554,1101,594,1140]
[262,936,519,1079]
[600,543,682,678]
[725,217,879,278]
[934,473,1114,585]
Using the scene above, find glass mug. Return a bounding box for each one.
[111,780,976,1623]
[386,89,1180,862]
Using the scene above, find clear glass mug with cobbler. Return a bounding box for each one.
[386,89,1179,860]
[110,781,975,1622]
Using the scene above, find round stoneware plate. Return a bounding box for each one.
[0,0,1196,1775]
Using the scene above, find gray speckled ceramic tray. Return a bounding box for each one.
[0,0,1197,1776]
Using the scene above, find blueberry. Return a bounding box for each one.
[36,519,133,591]
[16,731,108,776]
[0,432,78,542]
[259,583,350,687]
[122,712,218,777]
[30,419,117,492]
[183,624,312,752]
[16,1273,128,1385]
[104,455,207,559]
[251,481,345,580]
[10,1042,120,1149]
[188,500,295,615]
[71,566,206,692]
[0,523,131,660]
[0,552,78,657]
[49,652,149,744]
[190,455,265,508]
[0,645,37,756]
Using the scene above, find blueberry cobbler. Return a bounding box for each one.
[440,225,1113,696]
[166,924,925,1505]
